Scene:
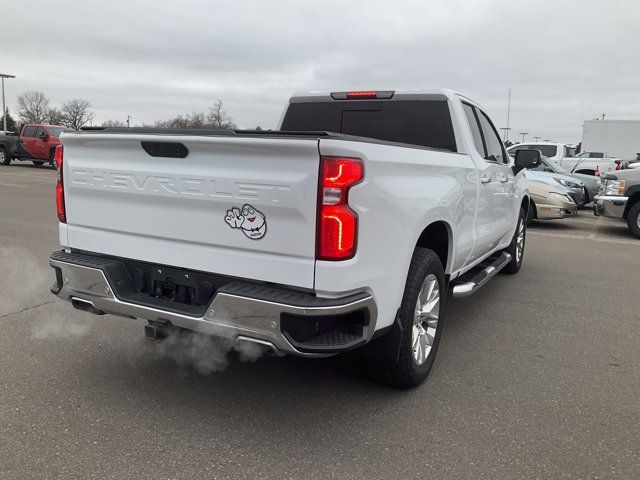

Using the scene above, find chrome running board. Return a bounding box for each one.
[451,252,512,299]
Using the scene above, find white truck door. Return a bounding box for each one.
[461,103,502,257]
[476,109,516,241]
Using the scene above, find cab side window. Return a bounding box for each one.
[23,126,37,137]
[462,103,486,157]
[477,111,507,164]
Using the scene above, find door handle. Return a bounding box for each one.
[481,175,491,184]
[498,174,509,183]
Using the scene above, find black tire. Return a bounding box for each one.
[626,202,640,239]
[502,207,527,274]
[32,161,45,166]
[366,248,445,389]
[526,200,536,225]
[0,147,10,166]
[49,149,57,168]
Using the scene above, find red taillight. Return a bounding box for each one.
[55,145,66,223]
[317,157,363,260]
[330,90,394,100]
[347,91,377,99]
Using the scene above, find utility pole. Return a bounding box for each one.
[126,115,131,128]
[533,136,541,142]
[0,73,16,133]
[505,88,511,142]
[500,127,511,142]
[519,132,529,143]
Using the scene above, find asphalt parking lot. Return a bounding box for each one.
[1,163,638,480]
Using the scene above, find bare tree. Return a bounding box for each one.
[17,90,50,123]
[155,112,207,129]
[206,101,236,129]
[152,101,237,130]
[61,98,95,130]
[101,119,127,127]
[47,107,64,125]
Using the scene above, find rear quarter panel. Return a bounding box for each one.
[315,138,478,330]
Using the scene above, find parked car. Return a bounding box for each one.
[507,143,620,175]
[526,177,578,222]
[508,142,575,164]
[509,155,586,207]
[595,168,640,238]
[48,89,538,389]
[529,155,599,204]
[0,124,73,167]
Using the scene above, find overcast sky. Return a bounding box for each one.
[3,0,639,143]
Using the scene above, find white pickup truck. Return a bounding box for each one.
[507,143,621,175]
[49,89,537,388]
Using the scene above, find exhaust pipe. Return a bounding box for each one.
[70,297,104,315]
[235,336,284,356]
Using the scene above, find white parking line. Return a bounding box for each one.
[0,171,56,181]
[0,182,28,188]
[528,230,638,246]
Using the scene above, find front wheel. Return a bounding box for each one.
[366,248,445,389]
[502,207,527,274]
[626,202,640,239]
[0,147,10,166]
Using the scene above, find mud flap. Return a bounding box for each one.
[360,310,403,362]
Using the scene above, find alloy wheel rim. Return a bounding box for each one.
[516,218,525,263]
[412,273,440,366]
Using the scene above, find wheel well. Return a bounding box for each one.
[521,196,530,216]
[529,198,537,218]
[415,221,450,271]
[623,192,640,219]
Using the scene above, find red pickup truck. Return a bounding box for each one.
[0,124,73,167]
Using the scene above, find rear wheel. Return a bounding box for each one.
[32,161,45,166]
[0,147,10,166]
[502,207,526,274]
[49,149,57,168]
[626,202,640,239]
[366,248,445,389]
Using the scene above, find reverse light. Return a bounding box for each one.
[317,156,363,260]
[55,145,66,223]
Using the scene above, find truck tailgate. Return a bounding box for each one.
[61,133,320,289]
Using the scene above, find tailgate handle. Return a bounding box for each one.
[141,141,188,158]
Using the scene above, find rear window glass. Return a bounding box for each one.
[281,100,457,152]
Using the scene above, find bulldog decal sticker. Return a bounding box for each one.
[225,204,267,240]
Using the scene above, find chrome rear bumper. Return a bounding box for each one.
[50,251,377,357]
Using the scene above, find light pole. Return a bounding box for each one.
[519,132,529,143]
[0,73,16,133]
[500,127,512,142]
[533,136,541,142]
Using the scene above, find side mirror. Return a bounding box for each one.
[37,131,49,141]
[514,149,541,171]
